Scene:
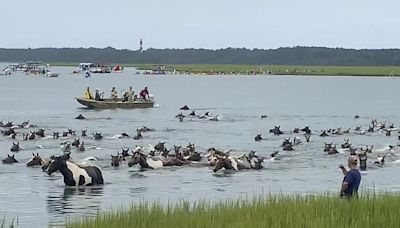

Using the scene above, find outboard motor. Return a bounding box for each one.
[358,153,367,171]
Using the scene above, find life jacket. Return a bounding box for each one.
[84,90,93,99]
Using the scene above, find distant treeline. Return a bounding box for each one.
[1,46,400,66]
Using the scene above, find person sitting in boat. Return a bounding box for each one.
[126,86,134,102]
[84,87,93,99]
[111,87,118,99]
[122,92,128,102]
[95,89,104,101]
[139,87,149,100]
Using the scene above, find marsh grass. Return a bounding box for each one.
[133,64,400,76]
[49,62,400,76]
[68,193,400,228]
[0,217,17,228]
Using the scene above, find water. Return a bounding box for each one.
[0,64,400,227]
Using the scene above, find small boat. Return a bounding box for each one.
[75,97,155,109]
[46,72,60,77]
[78,63,112,73]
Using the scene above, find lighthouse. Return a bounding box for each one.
[139,38,143,52]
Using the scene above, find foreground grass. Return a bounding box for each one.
[68,194,400,228]
[0,218,17,228]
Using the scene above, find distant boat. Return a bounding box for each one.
[78,63,112,74]
[0,68,12,76]
[75,97,155,109]
[46,71,60,77]
[112,65,123,73]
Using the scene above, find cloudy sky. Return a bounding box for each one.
[2,0,398,50]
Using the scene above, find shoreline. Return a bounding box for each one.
[67,193,400,228]
[48,62,400,77]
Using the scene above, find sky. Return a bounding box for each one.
[1,0,399,50]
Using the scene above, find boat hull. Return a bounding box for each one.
[75,98,154,109]
[46,72,60,77]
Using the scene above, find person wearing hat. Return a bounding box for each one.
[339,155,361,198]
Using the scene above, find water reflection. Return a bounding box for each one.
[47,186,103,226]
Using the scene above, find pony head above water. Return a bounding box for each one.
[2,154,18,164]
[27,153,45,167]
[72,138,80,147]
[36,129,45,137]
[111,154,124,167]
[154,142,166,151]
[121,148,130,157]
[128,151,143,167]
[46,153,73,175]
[10,142,20,152]
[93,132,103,140]
[46,156,63,175]
[213,156,232,172]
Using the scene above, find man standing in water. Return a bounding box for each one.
[339,155,361,198]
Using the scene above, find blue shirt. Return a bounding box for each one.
[342,169,361,197]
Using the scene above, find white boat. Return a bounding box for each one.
[46,72,60,77]
[78,63,112,73]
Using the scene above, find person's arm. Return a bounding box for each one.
[339,164,347,175]
[340,172,354,196]
[340,181,349,196]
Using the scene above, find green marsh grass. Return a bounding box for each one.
[133,64,400,76]
[0,217,17,228]
[49,62,400,76]
[68,194,400,228]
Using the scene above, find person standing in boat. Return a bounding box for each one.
[84,87,93,99]
[139,86,149,100]
[111,87,118,99]
[126,86,134,101]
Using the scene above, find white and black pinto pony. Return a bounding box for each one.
[47,155,104,186]
[212,152,264,172]
[128,151,163,169]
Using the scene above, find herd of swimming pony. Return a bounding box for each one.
[0,110,398,187]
